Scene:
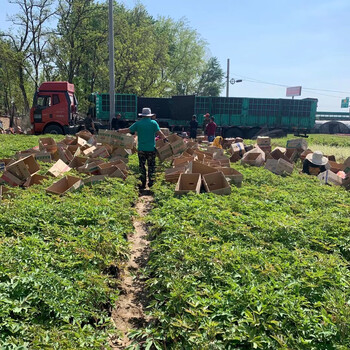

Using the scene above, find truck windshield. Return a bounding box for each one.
[36,95,51,108]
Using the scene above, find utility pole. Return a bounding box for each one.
[226,58,230,98]
[108,0,115,128]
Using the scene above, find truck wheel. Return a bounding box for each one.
[44,125,63,135]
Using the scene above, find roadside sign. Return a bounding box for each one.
[341,97,349,108]
[286,86,302,97]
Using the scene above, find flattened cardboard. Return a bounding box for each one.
[175,173,201,195]
[203,171,231,195]
[47,159,71,177]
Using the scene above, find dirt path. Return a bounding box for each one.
[110,191,153,349]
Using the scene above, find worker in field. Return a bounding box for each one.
[118,107,168,190]
[111,113,125,131]
[202,112,210,133]
[84,113,96,134]
[189,115,198,140]
[206,117,217,142]
[302,151,330,175]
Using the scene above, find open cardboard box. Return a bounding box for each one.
[84,175,107,186]
[217,167,243,187]
[318,170,343,186]
[265,158,294,176]
[175,173,201,195]
[241,152,264,167]
[203,171,231,195]
[156,140,173,162]
[187,161,218,175]
[23,174,49,187]
[46,175,83,195]
[256,136,271,146]
[69,156,87,169]
[39,137,57,153]
[286,138,308,151]
[1,171,24,186]
[6,155,40,181]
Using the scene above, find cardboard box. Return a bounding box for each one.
[0,158,14,171]
[156,141,173,162]
[98,162,119,175]
[229,152,241,163]
[34,152,52,163]
[62,135,77,145]
[23,174,49,187]
[109,167,127,179]
[203,171,231,195]
[265,158,294,176]
[47,159,71,177]
[165,165,188,183]
[104,130,134,149]
[91,146,110,159]
[241,152,264,167]
[56,147,74,164]
[168,134,186,155]
[229,142,245,156]
[286,138,308,150]
[328,161,344,174]
[173,156,195,167]
[160,128,170,136]
[269,148,292,163]
[84,175,107,186]
[318,170,343,186]
[1,171,24,186]
[187,161,218,175]
[257,145,272,155]
[0,185,11,200]
[175,173,201,195]
[217,167,243,187]
[67,145,81,157]
[6,155,40,181]
[256,136,271,146]
[39,137,57,153]
[76,130,93,141]
[111,147,132,159]
[285,148,298,163]
[83,146,97,156]
[46,175,84,195]
[300,149,313,161]
[69,156,87,169]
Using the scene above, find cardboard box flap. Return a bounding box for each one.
[47,159,71,177]
[46,175,83,195]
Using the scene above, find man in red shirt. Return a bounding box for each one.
[205,117,217,142]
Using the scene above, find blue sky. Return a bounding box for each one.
[1,0,350,112]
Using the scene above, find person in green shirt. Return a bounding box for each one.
[118,107,168,190]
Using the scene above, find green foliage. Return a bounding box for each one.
[0,136,139,348]
[133,143,350,348]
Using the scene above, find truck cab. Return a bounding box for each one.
[30,81,78,134]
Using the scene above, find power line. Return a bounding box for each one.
[231,72,350,97]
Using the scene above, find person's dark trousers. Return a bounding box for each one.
[138,150,156,188]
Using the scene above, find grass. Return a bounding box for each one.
[0,135,139,349]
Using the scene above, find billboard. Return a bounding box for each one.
[286,86,302,97]
[341,97,349,108]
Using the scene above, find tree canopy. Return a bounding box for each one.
[0,0,224,116]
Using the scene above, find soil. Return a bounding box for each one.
[110,190,153,349]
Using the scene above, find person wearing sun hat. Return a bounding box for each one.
[118,107,167,190]
[302,150,330,175]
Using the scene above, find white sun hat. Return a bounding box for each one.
[306,151,329,166]
[138,107,154,117]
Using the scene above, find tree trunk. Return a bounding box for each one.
[18,66,30,114]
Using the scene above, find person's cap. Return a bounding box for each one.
[306,151,329,166]
[138,107,154,117]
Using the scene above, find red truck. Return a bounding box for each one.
[30,81,78,134]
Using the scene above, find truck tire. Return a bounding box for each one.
[44,124,64,135]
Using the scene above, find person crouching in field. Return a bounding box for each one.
[118,107,168,190]
[302,151,330,175]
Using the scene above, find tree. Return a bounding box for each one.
[196,57,225,96]
[1,0,56,113]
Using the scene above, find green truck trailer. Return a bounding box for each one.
[90,93,318,138]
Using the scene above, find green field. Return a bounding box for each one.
[0,134,349,349]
